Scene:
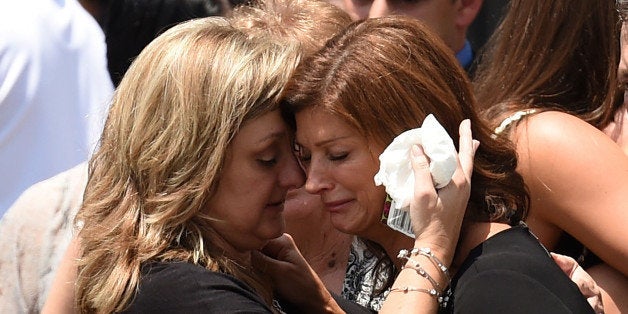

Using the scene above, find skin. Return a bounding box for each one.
[260,118,477,314]
[283,188,351,294]
[512,111,628,275]
[41,238,80,314]
[339,0,482,53]
[208,110,304,260]
[552,253,604,313]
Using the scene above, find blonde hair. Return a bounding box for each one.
[76,17,300,312]
[229,0,351,55]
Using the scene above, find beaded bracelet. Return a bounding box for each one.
[390,286,439,297]
[400,258,444,293]
[398,248,451,284]
[389,286,451,308]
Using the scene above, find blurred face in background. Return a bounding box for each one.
[339,0,479,53]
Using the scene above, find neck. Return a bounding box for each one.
[210,232,255,268]
[361,222,414,270]
[290,224,352,294]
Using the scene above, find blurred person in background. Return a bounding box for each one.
[0,0,113,216]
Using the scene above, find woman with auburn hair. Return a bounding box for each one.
[282,16,596,312]
[473,0,628,311]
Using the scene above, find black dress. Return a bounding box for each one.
[441,224,594,314]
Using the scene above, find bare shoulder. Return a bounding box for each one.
[512,111,624,165]
[512,110,628,206]
[514,111,601,145]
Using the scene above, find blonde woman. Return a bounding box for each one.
[49,17,346,313]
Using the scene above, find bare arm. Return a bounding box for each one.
[42,236,80,314]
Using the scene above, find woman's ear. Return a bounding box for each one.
[455,0,483,29]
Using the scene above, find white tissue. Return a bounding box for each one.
[374,114,457,210]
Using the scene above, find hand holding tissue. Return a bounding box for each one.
[373,114,457,237]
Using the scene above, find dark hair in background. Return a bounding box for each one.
[473,0,619,129]
[102,0,246,86]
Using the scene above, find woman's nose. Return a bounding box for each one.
[303,161,333,195]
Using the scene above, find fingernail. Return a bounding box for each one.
[473,140,480,152]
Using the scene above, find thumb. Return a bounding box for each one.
[550,252,578,276]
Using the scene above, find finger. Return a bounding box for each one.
[571,266,601,297]
[589,297,604,314]
[411,144,437,205]
[457,119,478,180]
[550,252,578,275]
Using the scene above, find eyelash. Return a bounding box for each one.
[258,157,277,167]
[296,152,347,164]
[329,152,348,161]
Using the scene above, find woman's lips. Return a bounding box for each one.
[265,201,284,211]
[323,199,353,213]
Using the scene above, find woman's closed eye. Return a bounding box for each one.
[328,152,348,161]
[257,157,277,167]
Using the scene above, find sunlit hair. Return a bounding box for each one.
[282,15,529,292]
[473,0,619,130]
[75,17,300,313]
[229,0,351,56]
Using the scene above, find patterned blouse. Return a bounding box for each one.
[341,237,392,311]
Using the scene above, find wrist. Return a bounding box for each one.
[391,247,453,309]
[412,237,456,267]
